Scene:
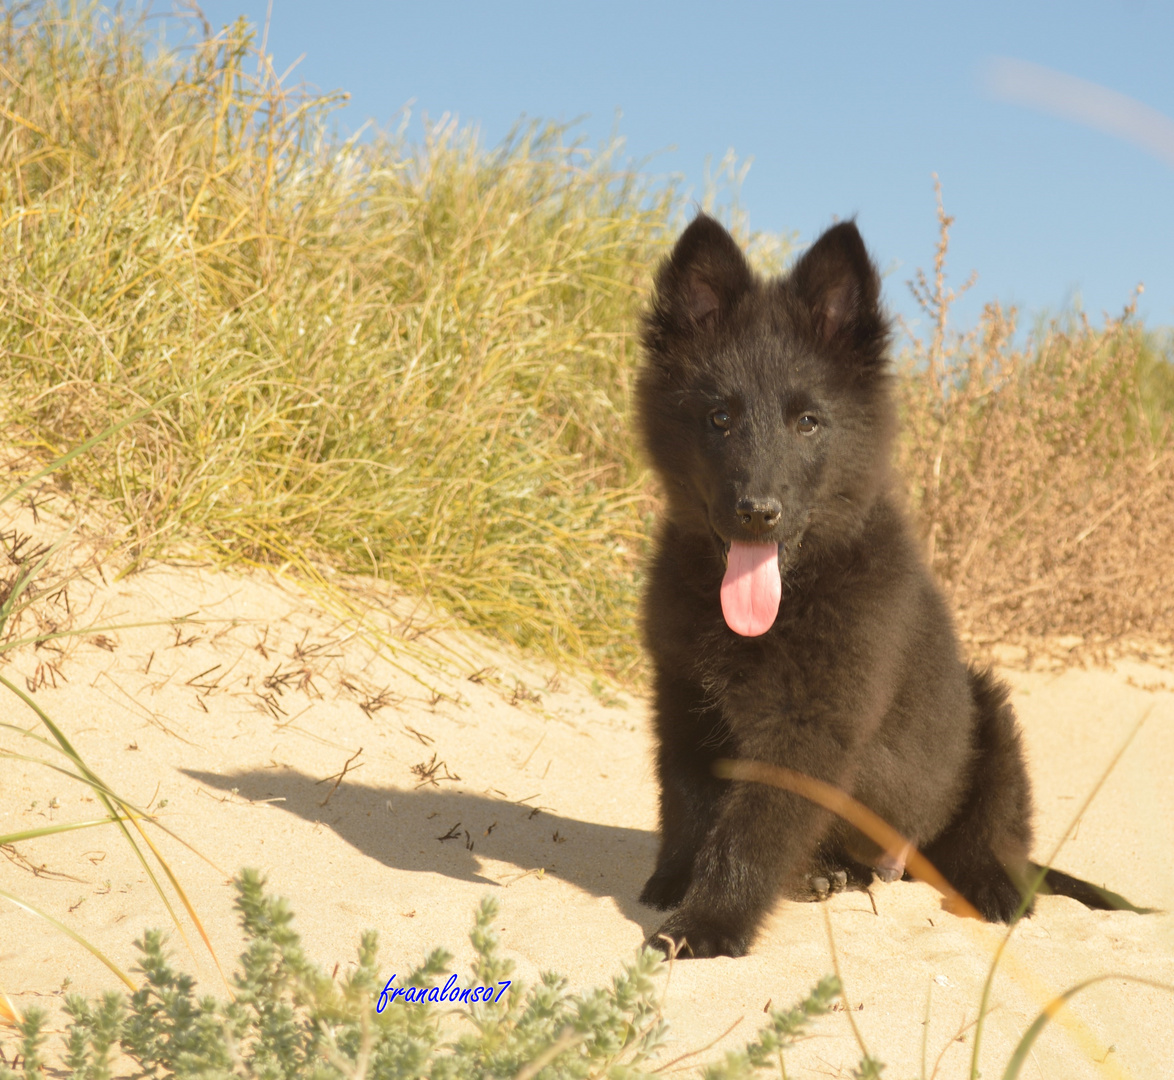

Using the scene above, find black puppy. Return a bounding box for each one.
[635,214,1126,958]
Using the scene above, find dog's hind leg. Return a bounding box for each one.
[921,667,1035,922]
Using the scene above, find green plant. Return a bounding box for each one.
[698,975,840,1080]
[17,866,1162,1079]
[0,872,859,1079]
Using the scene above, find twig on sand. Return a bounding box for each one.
[316,747,363,807]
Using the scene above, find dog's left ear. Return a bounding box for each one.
[791,221,887,362]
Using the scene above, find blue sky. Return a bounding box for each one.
[186,1,1173,337]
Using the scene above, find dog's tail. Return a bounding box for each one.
[1028,861,1158,914]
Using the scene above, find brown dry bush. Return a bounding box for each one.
[897,183,1174,664]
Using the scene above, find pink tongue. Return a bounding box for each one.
[721,541,782,637]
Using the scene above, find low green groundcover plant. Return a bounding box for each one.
[0,870,845,1080]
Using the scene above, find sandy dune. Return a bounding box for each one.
[2,504,1172,1078]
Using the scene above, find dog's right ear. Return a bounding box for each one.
[649,214,752,333]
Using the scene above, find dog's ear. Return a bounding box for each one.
[650,214,752,332]
[791,220,887,362]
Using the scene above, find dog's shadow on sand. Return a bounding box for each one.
[182,768,662,932]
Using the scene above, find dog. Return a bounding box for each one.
[634,213,1136,958]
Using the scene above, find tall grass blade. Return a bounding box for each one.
[969,706,1152,1079]
[0,816,133,845]
[0,672,229,988]
[0,887,135,991]
[0,399,173,511]
[1001,975,1174,1080]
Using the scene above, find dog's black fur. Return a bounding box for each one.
[635,214,1129,959]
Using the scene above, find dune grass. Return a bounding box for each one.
[0,3,686,676]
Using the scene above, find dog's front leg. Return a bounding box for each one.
[646,708,866,959]
[647,780,836,957]
[640,676,732,910]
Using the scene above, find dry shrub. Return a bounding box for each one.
[897,182,1174,662]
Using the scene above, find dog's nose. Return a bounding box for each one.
[736,497,781,534]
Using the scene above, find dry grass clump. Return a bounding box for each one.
[897,183,1174,661]
[0,4,692,673]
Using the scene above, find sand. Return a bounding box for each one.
[2,499,1172,1079]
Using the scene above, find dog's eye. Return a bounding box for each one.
[797,414,818,435]
[710,409,731,432]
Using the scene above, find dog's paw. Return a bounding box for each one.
[801,868,851,901]
[645,910,750,959]
[639,867,690,911]
[954,875,1033,923]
